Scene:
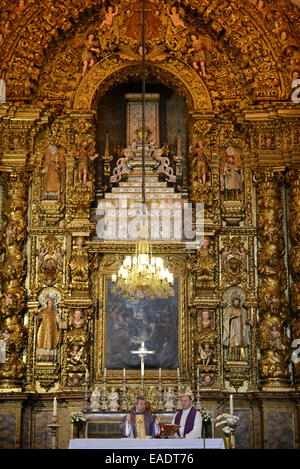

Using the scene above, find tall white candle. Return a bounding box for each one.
[159,368,161,379]
[104,367,106,379]
[177,367,180,379]
[53,397,57,416]
[230,394,234,414]
[123,367,126,379]
[196,367,199,379]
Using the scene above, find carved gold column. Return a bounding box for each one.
[256,170,291,389]
[0,171,29,389]
[286,169,300,390]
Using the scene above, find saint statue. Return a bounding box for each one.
[190,140,211,185]
[69,237,89,292]
[188,238,215,293]
[195,310,215,366]
[66,309,89,369]
[41,145,65,200]
[74,140,99,185]
[220,147,244,202]
[164,387,176,412]
[108,387,119,412]
[90,386,101,412]
[222,296,252,361]
[36,297,65,362]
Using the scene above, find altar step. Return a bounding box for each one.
[118,180,168,187]
[104,192,182,199]
[111,186,175,193]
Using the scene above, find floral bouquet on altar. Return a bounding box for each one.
[69,411,87,426]
[200,408,213,423]
[215,413,239,436]
[199,408,214,439]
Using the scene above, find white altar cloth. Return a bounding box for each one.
[68,438,225,449]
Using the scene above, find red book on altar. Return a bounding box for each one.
[158,424,181,438]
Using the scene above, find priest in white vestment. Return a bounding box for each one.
[120,396,161,438]
[171,393,202,438]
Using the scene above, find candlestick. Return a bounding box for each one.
[156,372,164,412]
[46,415,61,449]
[195,369,201,411]
[104,367,106,378]
[176,375,181,410]
[101,378,108,411]
[230,394,234,415]
[83,373,90,412]
[120,376,127,412]
[53,397,57,416]
[177,367,180,379]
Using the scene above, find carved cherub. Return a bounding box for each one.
[267,223,278,243]
[199,341,214,366]
[36,246,49,267]
[5,223,16,245]
[68,345,85,365]
[167,5,186,29]
[99,4,119,30]
[187,34,211,77]
[2,293,13,307]
[269,325,281,350]
[81,33,100,77]
[220,246,232,266]
[54,246,64,265]
[236,246,248,267]
[16,0,26,15]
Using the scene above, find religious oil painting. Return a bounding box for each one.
[105,278,179,370]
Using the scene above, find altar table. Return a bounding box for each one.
[68,438,225,449]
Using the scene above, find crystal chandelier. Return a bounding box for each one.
[112,239,174,300]
[111,0,174,300]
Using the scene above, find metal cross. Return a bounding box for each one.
[130,340,155,378]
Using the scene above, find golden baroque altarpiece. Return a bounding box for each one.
[0,0,300,448]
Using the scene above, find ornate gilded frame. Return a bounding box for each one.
[92,244,190,385]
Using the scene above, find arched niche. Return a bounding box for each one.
[73,55,212,114]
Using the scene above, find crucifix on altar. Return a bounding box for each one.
[130,340,155,392]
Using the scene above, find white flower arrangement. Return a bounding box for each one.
[215,413,239,434]
[69,411,87,425]
[200,408,214,423]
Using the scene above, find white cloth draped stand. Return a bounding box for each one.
[68,438,225,449]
